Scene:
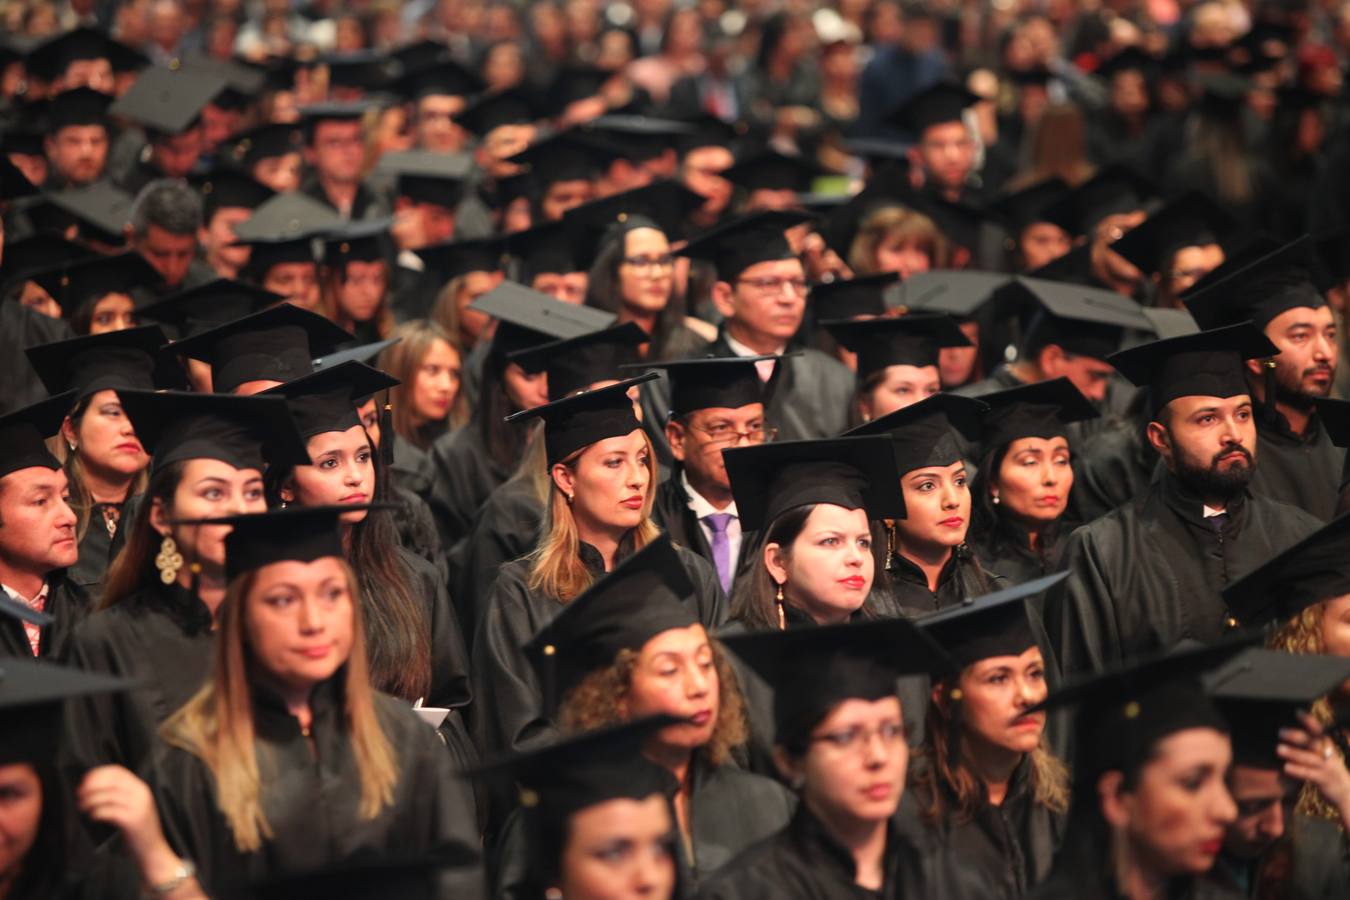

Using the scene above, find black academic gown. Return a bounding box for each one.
[1028,829,1243,900]
[388,262,443,324]
[299,175,385,220]
[899,759,1064,900]
[0,572,90,659]
[495,756,796,898]
[698,805,958,900]
[1248,407,1346,522]
[472,539,727,755]
[1071,419,1159,523]
[1045,472,1322,676]
[67,503,126,596]
[884,547,1006,616]
[1208,813,1350,899]
[1,301,73,415]
[969,524,1073,586]
[454,474,543,636]
[64,581,215,772]
[427,424,515,563]
[152,677,483,899]
[651,475,757,592]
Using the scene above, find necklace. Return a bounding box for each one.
[102,504,120,539]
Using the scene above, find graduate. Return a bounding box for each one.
[151,506,481,897]
[494,537,793,895]
[318,219,397,343]
[64,390,309,772]
[1046,324,1323,675]
[967,379,1097,584]
[25,252,159,336]
[24,326,185,595]
[473,376,725,756]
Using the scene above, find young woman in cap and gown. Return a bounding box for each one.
[23,326,184,598]
[967,379,1097,585]
[151,506,482,898]
[64,391,310,773]
[903,575,1072,899]
[473,376,725,758]
[846,393,1006,614]
[494,538,793,896]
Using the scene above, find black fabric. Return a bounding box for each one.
[454,474,545,637]
[1221,511,1350,628]
[0,391,75,477]
[823,313,969,379]
[427,425,516,567]
[885,548,1008,616]
[917,573,1062,669]
[1247,408,1346,523]
[117,389,311,475]
[1045,471,1321,676]
[0,574,92,660]
[846,393,986,487]
[26,325,179,399]
[504,374,652,466]
[1107,323,1278,418]
[507,322,649,402]
[677,211,812,282]
[638,356,768,418]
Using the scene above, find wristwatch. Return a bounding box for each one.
[146,858,196,897]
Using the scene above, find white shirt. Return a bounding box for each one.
[723,333,784,383]
[683,471,743,567]
[1,581,48,657]
[1202,505,1227,518]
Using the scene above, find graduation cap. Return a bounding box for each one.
[1033,636,1254,780]
[236,235,319,276]
[380,151,473,209]
[390,39,453,74]
[260,361,399,439]
[1221,511,1350,628]
[506,130,619,192]
[190,168,275,221]
[108,65,227,135]
[320,50,397,92]
[1107,322,1279,417]
[723,435,902,532]
[562,180,705,243]
[845,393,987,491]
[167,304,353,394]
[453,88,543,136]
[321,218,392,266]
[720,618,952,750]
[1095,46,1159,79]
[116,389,310,475]
[976,377,1099,453]
[904,193,992,254]
[180,53,266,109]
[506,221,592,280]
[1110,192,1239,278]
[469,281,615,357]
[466,716,679,827]
[0,392,77,478]
[23,26,118,81]
[299,100,378,139]
[988,177,1070,235]
[28,251,159,318]
[225,122,305,168]
[137,279,283,338]
[507,322,650,402]
[312,337,402,371]
[844,138,914,169]
[677,210,812,282]
[25,325,184,400]
[413,234,508,282]
[0,235,95,289]
[394,56,483,99]
[0,657,128,766]
[1183,236,1324,331]
[505,373,658,466]
[917,571,1068,669]
[721,148,828,195]
[524,535,697,709]
[182,505,385,581]
[1209,649,1350,769]
[1039,164,1159,237]
[891,270,1010,321]
[675,113,752,155]
[822,313,970,380]
[809,272,897,321]
[233,192,344,242]
[39,182,134,246]
[579,115,696,163]
[1314,229,1350,288]
[1178,233,1284,302]
[630,357,769,418]
[45,86,113,130]
[1141,307,1200,340]
[887,81,979,134]
[1004,275,1152,359]
[547,63,616,109]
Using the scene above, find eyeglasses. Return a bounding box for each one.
[620,254,676,274]
[737,276,809,296]
[811,721,906,752]
[686,422,777,446]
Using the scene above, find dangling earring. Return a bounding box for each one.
[156,535,183,584]
[991,492,1000,505]
[68,441,77,452]
[565,491,574,506]
[775,582,786,630]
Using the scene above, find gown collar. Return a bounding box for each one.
[251,669,348,740]
[1159,470,1248,529]
[787,803,898,889]
[577,530,638,579]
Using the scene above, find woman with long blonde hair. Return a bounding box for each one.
[153,506,480,896]
[376,319,469,451]
[473,376,726,756]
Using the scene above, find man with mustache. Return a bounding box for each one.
[1184,236,1346,521]
[1046,324,1322,675]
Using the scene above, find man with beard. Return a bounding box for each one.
[1045,323,1322,675]
[1184,236,1346,520]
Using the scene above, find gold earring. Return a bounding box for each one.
[992,493,1000,505]
[156,535,183,584]
[565,491,574,505]
[68,441,77,452]
[775,582,786,630]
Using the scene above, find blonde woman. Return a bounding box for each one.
[848,204,951,278]
[472,377,726,755]
[153,506,480,896]
[377,320,469,450]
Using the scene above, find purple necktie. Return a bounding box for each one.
[704,513,735,593]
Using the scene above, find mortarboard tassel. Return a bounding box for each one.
[380,388,394,467]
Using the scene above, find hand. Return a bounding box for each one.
[77,766,169,860]
[1278,712,1350,828]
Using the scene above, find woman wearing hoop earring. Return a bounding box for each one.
[65,391,310,773]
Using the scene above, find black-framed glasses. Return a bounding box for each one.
[811,721,906,752]
[686,422,777,446]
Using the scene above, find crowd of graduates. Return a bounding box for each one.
[11,1,1350,898]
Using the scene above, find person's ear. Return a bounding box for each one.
[771,746,804,789]
[763,542,788,587]
[710,280,736,320]
[666,418,687,463]
[148,496,172,539]
[1145,420,1172,459]
[551,463,576,500]
[1097,770,1131,829]
[60,416,78,452]
[1245,357,1265,380]
[1036,344,1064,378]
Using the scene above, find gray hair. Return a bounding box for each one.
[129,178,201,238]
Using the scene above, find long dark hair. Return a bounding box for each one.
[479,347,532,467]
[8,760,76,899]
[265,432,431,701]
[585,227,688,358]
[968,443,1071,566]
[100,460,188,610]
[730,504,889,630]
